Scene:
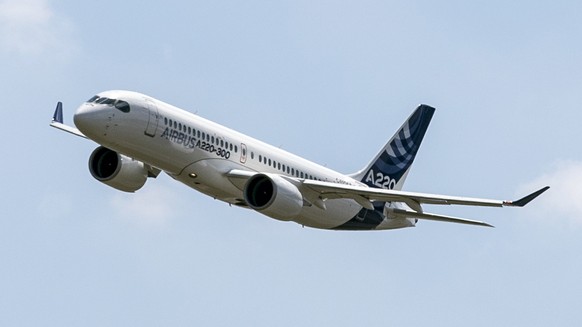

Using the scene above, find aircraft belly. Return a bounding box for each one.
[177,159,246,200]
[295,199,361,229]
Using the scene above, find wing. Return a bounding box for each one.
[50,102,87,138]
[303,180,549,227]
[303,179,549,211]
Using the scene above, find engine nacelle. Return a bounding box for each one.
[89,146,148,192]
[243,173,303,221]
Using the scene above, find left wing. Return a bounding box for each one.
[303,179,549,211]
[225,170,549,228]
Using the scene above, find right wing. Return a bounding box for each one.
[50,102,87,139]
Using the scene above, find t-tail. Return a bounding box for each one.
[351,104,435,190]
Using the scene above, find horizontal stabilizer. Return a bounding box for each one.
[391,209,494,228]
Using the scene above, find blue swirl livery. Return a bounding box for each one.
[352,104,435,191]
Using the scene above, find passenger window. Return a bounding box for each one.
[164,117,168,125]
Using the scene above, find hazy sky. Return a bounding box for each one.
[1,0,581,326]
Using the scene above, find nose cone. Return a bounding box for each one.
[74,103,104,139]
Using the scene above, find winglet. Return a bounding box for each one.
[504,186,550,207]
[52,102,63,123]
[50,102,88,139]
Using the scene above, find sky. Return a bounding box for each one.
[1,0,581,326]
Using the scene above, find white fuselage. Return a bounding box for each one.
[73,90,414,230]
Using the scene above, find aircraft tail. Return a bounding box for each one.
[351,105,435,190]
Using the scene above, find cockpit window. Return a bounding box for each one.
[114,100,130,113]
[98,98,116,105]
[86,95,131,113]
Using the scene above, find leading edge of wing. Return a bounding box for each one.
[303,179,549,209]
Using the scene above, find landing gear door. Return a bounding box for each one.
[144,99,159,137]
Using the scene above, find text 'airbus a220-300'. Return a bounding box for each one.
[50,91,549,230]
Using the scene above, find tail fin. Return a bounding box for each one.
[351,104,435,190]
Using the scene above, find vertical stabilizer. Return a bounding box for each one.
[351,105,435,190]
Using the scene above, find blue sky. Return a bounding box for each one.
[1,0,581,326]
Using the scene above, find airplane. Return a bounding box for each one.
[50,90,549,230]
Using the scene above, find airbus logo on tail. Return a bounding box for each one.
[365,169,397,190]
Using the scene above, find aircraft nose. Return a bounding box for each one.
[73,103,103,137]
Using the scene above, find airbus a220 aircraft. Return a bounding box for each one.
[50,91,549,230]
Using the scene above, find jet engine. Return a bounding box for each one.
[243,173,304,221]
[89,146,148,192]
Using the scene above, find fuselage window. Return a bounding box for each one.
[206,134,210,142]
[220,140,224,147]
[251,152,254,160]
[235,145,238,153]
[277,163,281,170]
[259,155,262,162]
[268,158,272,166]
[300,172,304,178]
[164,117,168,125]
[197,130,201,138]
[282,164,286,172]
[202,132,206,140]
[291,168,295,175]
[173,121,177,129]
